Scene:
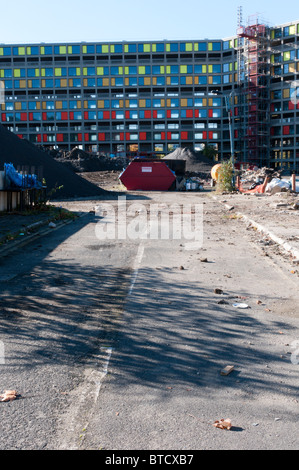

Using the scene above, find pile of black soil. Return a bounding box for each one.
[163,147,213,178]
[0,125,107,199]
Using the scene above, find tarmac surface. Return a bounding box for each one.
[0,174,299,451]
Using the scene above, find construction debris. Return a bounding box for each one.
[220,365,235,376]
[238,166,282,185]
[52,147,127,173]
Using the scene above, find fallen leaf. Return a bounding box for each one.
[213,418,232,430]
[0,390,18,402]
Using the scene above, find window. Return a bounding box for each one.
[166,43,178,52]
[194,65,207,74]
[0,47,11,56]
[152,65,164,75]
[196,42,207,51]
[73,111,82,120]
[167,65,179,74]
[115,78,124,86]
[27,69,39,77]
[68,45,80,54]
[156,76,165,86]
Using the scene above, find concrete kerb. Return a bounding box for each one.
[211,194,299,264]
[0,211,89,257]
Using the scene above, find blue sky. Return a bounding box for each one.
[1,0,298,44]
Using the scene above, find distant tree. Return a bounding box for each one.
[202,144,218,161]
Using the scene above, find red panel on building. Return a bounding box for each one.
[61,112,68,120]
[119,160,176,191]
[21,113,27,121]
[103,111,110,119]
[186,110,193,118]
[98,133,105,141]
[283,126,290,135]
[144,110,151,119]
[181,131,188,140]
[57,134,64,142]
[139,132,147,140]
[1,113,6,122]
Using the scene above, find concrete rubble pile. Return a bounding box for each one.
[238,166,282,185]
[238,166,299,194]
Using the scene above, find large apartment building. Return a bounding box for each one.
[0,15,299,170]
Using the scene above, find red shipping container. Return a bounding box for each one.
[120,160,176,191]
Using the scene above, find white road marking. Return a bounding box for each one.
[128,244,144,296]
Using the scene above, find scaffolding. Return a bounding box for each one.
[236,14,271,166]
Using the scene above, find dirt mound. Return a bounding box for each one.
[163,147,213,177]
[0,125,107,199]
[52,148,127,173]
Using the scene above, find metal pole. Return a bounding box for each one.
[225,92,235,186]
